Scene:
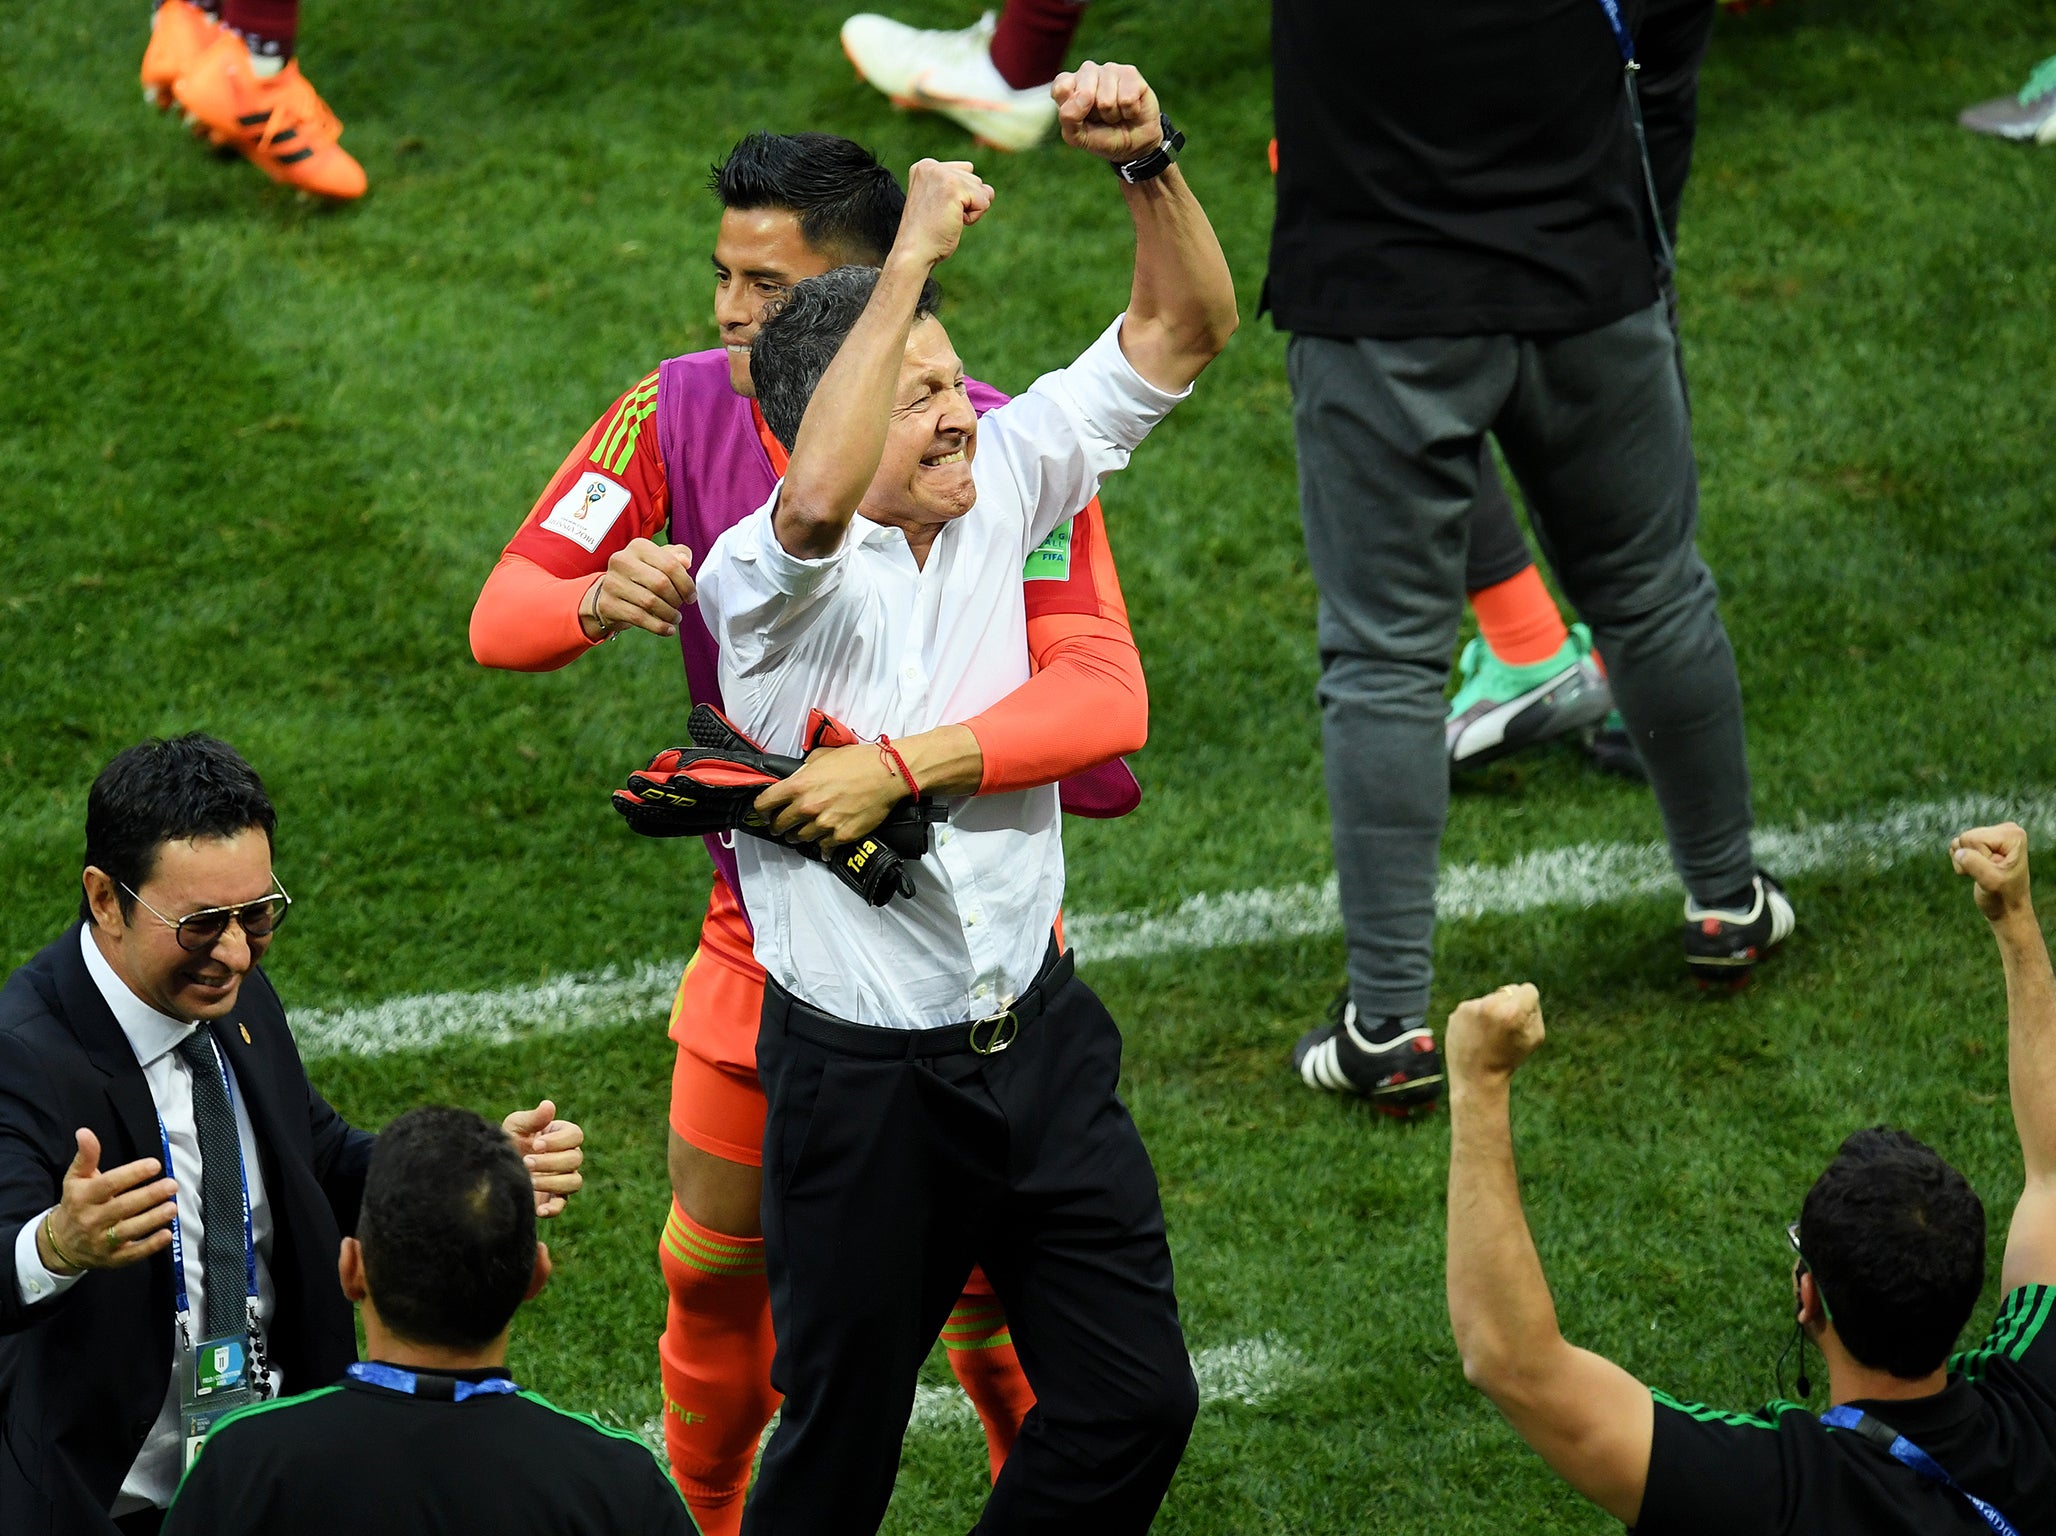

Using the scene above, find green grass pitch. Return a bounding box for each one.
[5,0,2056,1529]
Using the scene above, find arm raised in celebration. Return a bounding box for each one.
[773,161,994,560]
[1053,61,1237,395]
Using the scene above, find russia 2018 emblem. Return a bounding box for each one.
[543,473,631,552]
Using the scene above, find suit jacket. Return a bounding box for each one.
[0,924,375,1534]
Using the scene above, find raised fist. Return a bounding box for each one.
[1446,983,1547,1085]
[1052,61,1162,165]
[1952,823,2033,924]
[895,159,995,270]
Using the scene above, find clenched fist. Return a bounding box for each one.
[1052,62,1163,164]
[1953,823,2033,926]
[894,159,995,271]
[588,538,696,639]
[1446,983,1547,1087]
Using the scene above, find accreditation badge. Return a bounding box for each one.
[178,1331,255,1470]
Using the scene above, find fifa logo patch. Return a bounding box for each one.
[542,473,631,553]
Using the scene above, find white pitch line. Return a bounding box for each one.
[620,1334,1309,1455]
[1070,792,2056,961]
[293,793,2056,1062]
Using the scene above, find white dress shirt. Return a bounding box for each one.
[10,927,280,1513]
[696,315,1188,1028]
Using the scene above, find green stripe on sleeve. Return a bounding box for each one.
[1956,1286,2056,1381]
[1650,1388,1806,1431]
[592,376,660,472]
[2005,1286,2056,1360]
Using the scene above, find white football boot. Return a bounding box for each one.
[840,10,1059,151]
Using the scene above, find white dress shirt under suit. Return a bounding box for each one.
[696,315,1187,1029]
[11,928,281,1514]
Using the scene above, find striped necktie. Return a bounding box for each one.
[173,1031,250,1339]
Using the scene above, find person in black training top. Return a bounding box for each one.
[1268,0,1794,1111]
[163,1106,698,1536]
[1443,821,2056,1536]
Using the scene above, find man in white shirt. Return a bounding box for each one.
[0,734,587,1536]
[691,60,1236,1536]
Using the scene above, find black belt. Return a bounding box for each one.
[773,937,1073,1059]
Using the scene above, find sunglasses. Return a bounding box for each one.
[122,877,293,952]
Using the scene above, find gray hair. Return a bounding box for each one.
[750,264,943,452]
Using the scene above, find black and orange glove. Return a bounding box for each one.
[613,704,939,906]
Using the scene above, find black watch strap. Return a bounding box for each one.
[1114,114,1185,184]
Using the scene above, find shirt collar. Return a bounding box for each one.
[850,512,904,548]
[374,1362,513,1384]
[1846,1377,1983,1438]
[78,924,201,1069]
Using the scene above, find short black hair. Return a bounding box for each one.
[82,734,276,922]
[750,264,943,451]
[357,1107,537,1349]
[1799,1127,1986,1378]
[709,132,905,265]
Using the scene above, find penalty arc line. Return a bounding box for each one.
[292,792,2056,1063]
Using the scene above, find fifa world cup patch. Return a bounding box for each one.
[1023,522,1072,582]
[542,472,631,552]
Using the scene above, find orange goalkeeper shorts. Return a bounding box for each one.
[667,874,772,1167]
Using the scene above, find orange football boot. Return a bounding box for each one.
[140,0,222,112]
[173,31,367,201]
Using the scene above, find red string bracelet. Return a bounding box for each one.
[877,735,919,797]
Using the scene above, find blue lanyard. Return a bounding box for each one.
[1585,0,1676,282]
[157,1032,259,1330]
[1591,0,1636,64]
[348,1362,519,1403]
[1821,1406,2020,1536]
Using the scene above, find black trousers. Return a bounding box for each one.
[740,950,1197,1536]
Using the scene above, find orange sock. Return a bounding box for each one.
[658,1200,780,1536]
[1468,565,1570,667]
[942,1268,1037,1481]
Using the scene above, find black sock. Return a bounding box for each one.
[1355,1011,1423,1046]
[1705,878,1759,913]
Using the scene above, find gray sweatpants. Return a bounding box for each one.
[1289,300,1757,1019]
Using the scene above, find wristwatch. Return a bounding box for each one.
[1114,114,1185,184]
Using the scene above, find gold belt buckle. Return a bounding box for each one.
[968,1009,1019,1055]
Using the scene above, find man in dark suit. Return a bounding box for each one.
[0,734,587,1536]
